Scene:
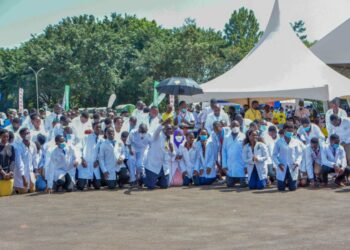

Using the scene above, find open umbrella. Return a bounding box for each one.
[156,77,203,96]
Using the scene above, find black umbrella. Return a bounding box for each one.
[156,77,203,96]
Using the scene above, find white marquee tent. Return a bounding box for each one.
[184,0,350,103]
[311,18,350,65]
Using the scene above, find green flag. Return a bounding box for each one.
[153,81,159,107]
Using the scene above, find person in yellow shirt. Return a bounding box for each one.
[273,107,286,128]
[244,100,262,121]
[161,104,175,125]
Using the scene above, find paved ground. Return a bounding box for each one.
[1,184,350,250]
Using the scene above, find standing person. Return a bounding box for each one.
[244,100,262,121]
[222,120,246,188]
[46,135,79,193]
[294,100,310,119]
[113,116,124,142]
[262,105,273,122]
[272,123,303,191]
[144,121,175,189]
[5,117,22,143]
[98,128,128,189]
[329,114,350,166]
[170,129,185,186]
[128,123,152,186]
[27,113,47,143]
[178,132,196,186]
[13,128,38,194]
[211,121,230,179]
[0,129,16,196]
[71,111,92,143]
[297,118,325,145]
[193,129,216,186]
[162,104,175,126]
[204,104,230,135]
[325,98,348,134]
[176,101,195,129]
[146,106,161,136]
[321,134,349,187]
[45,104,62,132]
[132,100,146,126]
[242,130,268,190]
[77,122,103,191]
[200,98,218,128]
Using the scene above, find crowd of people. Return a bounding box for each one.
[0,97,349,196]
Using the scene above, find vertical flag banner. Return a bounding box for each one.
[169,95,175,106]
[62,85,70,111]
[18,88,24,113]
[153,81,159,107]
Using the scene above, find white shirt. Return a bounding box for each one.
[325,108,348,134]
[297,123,325,145]
[204,112,230,135]
[178,143,196,178]
[44,113,62,132]
[71,117,93,143]
[321,144,347,169]
[329,117,350,144]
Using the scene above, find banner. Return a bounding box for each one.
[153,81,159,107]
[169,95,175,106]
[62,85,70,111]
[18,88,24,113]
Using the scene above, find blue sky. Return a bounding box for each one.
[1,0,350,48]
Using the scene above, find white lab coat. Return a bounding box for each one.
[14,141,38,189]
[328,117,350,144]
[222,132,246,178]
[46,145,79,189]
[204,112,230,135]
[145,125,175,175]
[78,133,103,180]
[71,117,93,143]
[146,116,161,136]
[264,135,279,167]
[44,113,61,132]
[194,140,216,179]
[242,142,268,182]
[98,140,125,180]
[272,137,303,181]
[325,108,348,134]
[178,143,196,178]
[211,127,231,164]
[297,124,325,145]
[304,145,323,180]
[321,144,347,169]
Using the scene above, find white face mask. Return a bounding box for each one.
[25,134,31,141]
[231,127,240,134]
[175,136,183,142]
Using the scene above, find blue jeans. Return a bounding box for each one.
[193,176,216,186]
[277,167,297,191]
[144,168,169,189]
[249,166,267,190]
[226,176,248,188]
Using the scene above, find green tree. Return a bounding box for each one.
[291,20,317,48]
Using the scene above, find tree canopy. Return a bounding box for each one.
[0,9,263,110]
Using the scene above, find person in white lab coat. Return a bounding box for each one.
[273,123,303,191]
[204,104,230,135]
[144,121,175,189]
[24,113,47,143]
[76,122,103,190]
[71,111,92,143]
[242,129,268,189]
[222,120,246,188]
[264,126,279,184]
[132,100,146,127]
[304,138,323,187]
[325,98,348,135]
[13,128,38,194]
[99,127,129,189]
[44,104,62,132]
[120,131,136,187]
[178,132,196,186]
[193,129,217,186]
[321,134,350,187]
[46,135,79,193]
[297,118,325,145]
[128,123,152,185]
[146,106,161,136]
[329,114,350,167]
[169,129,185,186]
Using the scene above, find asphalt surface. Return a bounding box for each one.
[1,184,350,250]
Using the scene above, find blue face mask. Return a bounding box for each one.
[199,135,208,141]
[285,131,293,139]
[181,108,187,113]
[304,126,311,132]
[260,125,267,132]
[333,144,340,150]
[59,143,66,149]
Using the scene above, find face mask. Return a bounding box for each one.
[333,144,339,150]
[66,134,73,141]
[260,125,267,132]
[285,131,293,139]
[231,127,240,134]
[59,143,66,149]
[304,126,311,132]
[181,108,187,113]
[199,135,208,141]
[175,136,183,142]
[24,134,31,141]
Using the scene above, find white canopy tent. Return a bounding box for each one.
[183,0,350,103]
[311,18,350,65]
